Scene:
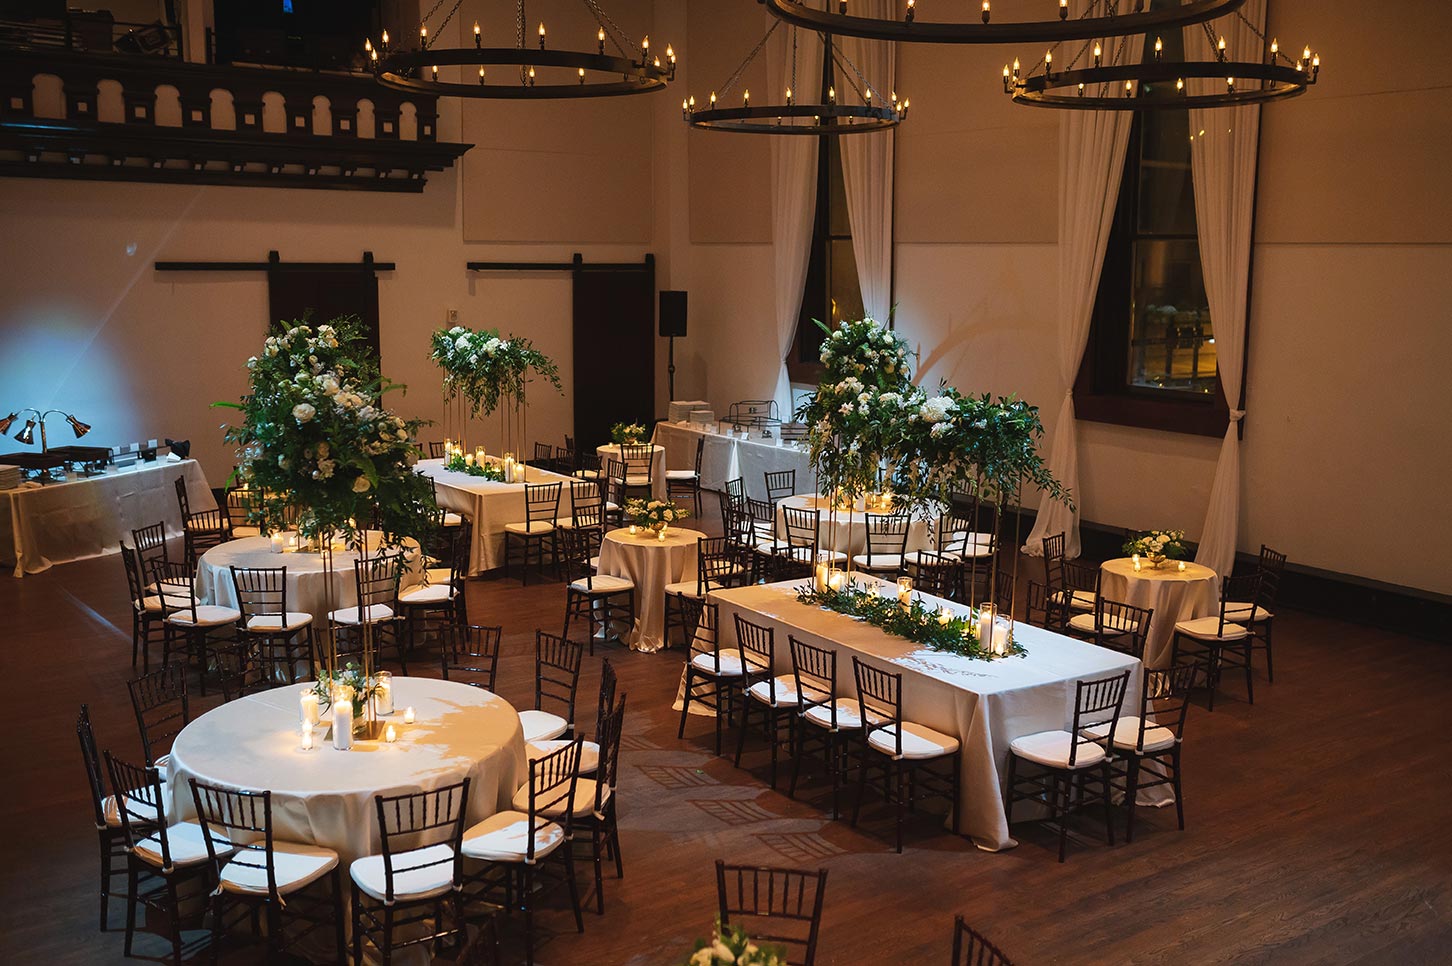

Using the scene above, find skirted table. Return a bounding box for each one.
[774,494,934,560]
[596,443,666,500]
[0,457,214,577]
[1099,557,1218,669]
[597,525,705,653]
[415,458,577,575]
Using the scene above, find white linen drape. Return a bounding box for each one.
[838,0,896,324]
[1187,2,1265,578]
[768,21,823,419]
[1023,32,1142,557]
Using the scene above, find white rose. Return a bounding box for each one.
[352,476,371,493]
[292,403,316,423]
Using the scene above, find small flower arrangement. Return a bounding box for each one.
[610,421,648,445]
[624,498,688,531]
[314,662,383,733]
[1123,529,1189,567]
[684,921,788,966]
[443,450,505,481]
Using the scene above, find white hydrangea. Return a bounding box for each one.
[292,402,316,423]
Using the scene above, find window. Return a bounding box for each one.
[1074,23,1231,437]
[787,134,866,383]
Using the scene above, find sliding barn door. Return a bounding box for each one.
[572,256,655,450]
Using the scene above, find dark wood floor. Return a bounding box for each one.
[4,497,1451,965]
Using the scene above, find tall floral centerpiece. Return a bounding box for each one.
[794,316,1070,638]
[429,325,561,460]
[218,317,435,728]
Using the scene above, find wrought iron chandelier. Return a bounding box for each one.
[370,0,675,100]
[760,0,1247,45]
[1002,1,1320,109]
[683,15,907,136]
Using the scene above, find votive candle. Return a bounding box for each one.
[897,576,913,605]
[403,706,416,724]
[300,689,320,727]
[1132,554,1142,572]
[300,722,314,751]
[938,606,952,626]
[270,532,284,553]
[384,724,397,743]
[374,671,393,716]
[1178,560,1186,572]
[827,568,846,591]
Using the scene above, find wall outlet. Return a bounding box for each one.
[447,308,459,324]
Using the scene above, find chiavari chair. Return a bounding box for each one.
[121,541,165,671]
[518,630,584,743]
[127,663,190,767]
[665,436,705,517]
[174,476,224,566]
[561,521,634,654]
[151,558,245,697]
[1171,570,1264,710]
[1229,544,1286,682]
[329,551,408,674]
[1005,670,1129,862]
[732,615,795,789]
[620,442,656,501]
[78,704,162,931]
[528,658,616,778]
[952,915,1014,966]
[441,623,502,691]
[715,860,829,966]
[230,565,315,684]
[663,535,746,647]
[1066,597,1154,658]
[504,481,562,585]
[678,598,759,756]
[788,637,862,819]
[852,509,912,577]
[763,469,797,505]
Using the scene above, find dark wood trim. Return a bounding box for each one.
[156,251,395,273]
[467,256,655,273]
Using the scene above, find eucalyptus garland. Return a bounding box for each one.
[443,451,506,481]
[795,580,1025,661]
[430,325,562,418]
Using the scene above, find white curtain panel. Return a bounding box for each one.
[1023,32,1142,558]
[1187,1,1265,578]
[768,20,823,419]
[838,0,896,324]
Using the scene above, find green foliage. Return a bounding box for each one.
[443,450,505,481]
[217,316,436,546]
[430,325,562,417]
[684,920,789,966]
[610,421,648,444]
[795,580,1025,661]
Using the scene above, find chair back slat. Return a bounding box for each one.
[190,781,279,896]
[129,663,190,766]
[952,915,1014,966]
[764,469,796,504]
[733,615,775,685]
[535,630,584,728]
[526,739,582,859]
[715,860,829,966]
[789,637,836,725]
[443,624,502,689]
[104,753,170,861]
[76,704,109,828]
[852,657,903,756]
[1069,670,1130,767]
[523,482,562,527]
[230,565,288,621]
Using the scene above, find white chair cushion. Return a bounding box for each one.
[245,612,313,633]
[1010,730,1106,769]
[167,605,241,628]
[443,512,464,527]
[135,820,238,869]
[511,779,612,820]
[851,553,905,571]
[461,811,566,864]
[802,697,863,732]
[1051,589,1097,611]
[689,649,765,678]
[329,603,395,625]
[399,582,455,604]
[221,841,338,896]
[604,501,620,513]
[527,738,600,776]
[866,721,960,761]
[570,574,634,594]
[1224,603,1273,623]
[663,579,724,598]
[1067,612,1126,636]
[350,843,456,903]
[746,675,817,709]
[904,550,961,566]
[230,525,262,538]
[588,556,601,572]
[1081,716,1177,754]
[504,521,555,535]
[135,595,164,614]
[104,782,173,828]
[624,475,652,487]
[1174,616,1250,641]
[518,709,569,743]
[664,469,697,480]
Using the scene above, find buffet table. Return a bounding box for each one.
[415,459,576,575]
[651,422,816,500]
[597,525,705,652]
[0,457,214,577]
[702,577,1167,851]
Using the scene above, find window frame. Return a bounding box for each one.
[1073,97,1238,439]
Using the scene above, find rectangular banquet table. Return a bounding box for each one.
[706,577,1156,851]
[0,457,215,577]
[651,421,816,500]
[415,458,578,575]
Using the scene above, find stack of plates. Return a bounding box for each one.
[668,400,711,422]
[0,465,21,490]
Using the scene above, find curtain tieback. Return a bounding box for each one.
[1230,409,1246,422]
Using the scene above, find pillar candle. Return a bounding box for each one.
[300,722,314,751]
[814,560,830,593]
[978,607,996,650]
[828,568,846,591]
[897,576,913,606]
[332,702,353,751]
[373,672,393,716]
[270,532,284,553]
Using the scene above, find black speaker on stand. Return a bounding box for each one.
[659,290,687,401]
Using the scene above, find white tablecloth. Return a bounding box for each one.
[196,534,423,626]
[598,525,704,653]
[1099,557,1218,669]
[596,444,666,500]
[651,422,740,494]
[774,494,933,559]
[702,577,1165,851]
[0,457,214,577]
[415,459,576,575]
[735,434,816,501]
[168,678,527,869]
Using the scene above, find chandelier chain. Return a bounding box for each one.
[719,20,782,98]
[580,0,641,56]
[827,39,889,107]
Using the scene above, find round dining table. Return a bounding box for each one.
[195,533,422,625]
[1099,557,1218,668]
[597,525,705,653]
[167,678,528,868]
[774,494,933,560]
[596,443,666,500]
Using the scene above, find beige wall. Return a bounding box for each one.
[1,0,1448,595]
